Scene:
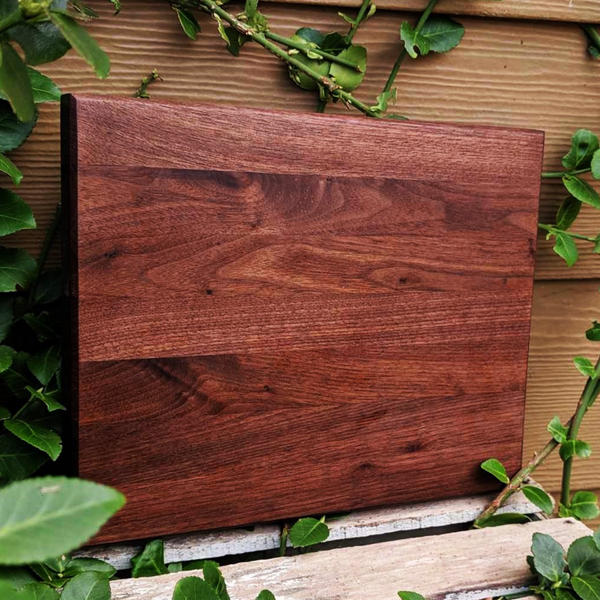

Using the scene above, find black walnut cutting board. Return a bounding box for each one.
[62,95,544,544]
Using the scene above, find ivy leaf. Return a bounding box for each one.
[563,175,600,208]
[61,572,111,600]
[522,485,554,514]
[556,196,582,231]
[480,458,509,483]
[27,346,61,386]
[4,419,62,461]
[175,8,201,40]
[573,356,598,379]
[531,533,567,582]
[329,45,366,92]
[173,577,220,600]
[0,43,35,123]
[203,561,230,600]
[26,387,66,412]
[48,12,110,79]
[256,592,276,600]
[0,476,125,564]
[559,439,592,461]
[548,416,569,444]
[418,16,465,53]
[288,517,329,547]
[131,540,168,577]
[476,513,530,527]
[571,491,600,520]
[0,189,36,237]
[562,130,600,170]
[0,101,36,153]
[568,537,600,576]
[0,248,37,292]
[0,156,22,186]
[552,232,578,267]
[0,433,47,480]
[0,345,15,374]
[9,21,71,66]
[572,576,600,600]
[63,557,116,579]
[398,593,427,600]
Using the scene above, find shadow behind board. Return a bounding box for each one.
[62,95,544,544]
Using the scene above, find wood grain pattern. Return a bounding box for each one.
[65,95,542,543]
[7,1,600,279]
[109,519,592,600]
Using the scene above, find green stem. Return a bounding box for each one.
[316,96,327,113]
[347,0,372,41]
[265,32,363,72]
[196,0,380,117]
[581,24,600,52]
[27,203,62,310]
[538,223,598,243]
[134,69,162,99]
[542,167,591,179]
[560,369,600,507]
[382,0,440,95]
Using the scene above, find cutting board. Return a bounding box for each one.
[62,95,544,544]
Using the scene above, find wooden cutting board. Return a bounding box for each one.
[62,95,544,544]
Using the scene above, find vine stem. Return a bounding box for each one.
[265,31,363,72]
[538,223,598,243]
[26,203,62,310]
[382,0,440,95]
[347,0,372,41]
[560,365,600,507]
[195,0,381,117]
[542,167,591,179]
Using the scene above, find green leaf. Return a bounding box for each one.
[572,576,600,600]
[288,517,329,547]
[532,533,567,581]
[288,53,330,91]
[0,407,8,420]
[594,527,600,551]
[559,439,592,461]
[22,583,60,600]
[398,593,427,600]
[256,593,276,600]
[370,89,396,114]
[548,416,569,444]
[203,561,229,600]
[0,156,22,186]
[553,232,578,267]
[0,68,61,105]
[573,356,598,379]
[563,175,600,209]
[586,321,600,342]
[0,345,15,374]
[562,130,600,170]
[476,513,530,527]
[571,491,600,521]
[175,8,201,40]
[26,387,65,413]
[559,503,574,518]
[9,21,71,66]
[4,419,62,461]
[61,572,110,600]
[168,563,183,573]
[418,16,465,53]
[0,248,36,292]
[0,565,38,589]
[63,557,116,579]
[321,32,350,53]
[173,576,220,600]
[589,45,600,60]
[0,189,36,236]
[222,27,249,57]
[0,433,47,480]
[33,268,62,305]
[293,27,324,46]
[568,537,600,576]
[27,346,61,386]
[0,296,12,342]
[0,476,125,564]
[522,486,554,514]
[131,540,168,577]
[556,589,577,600]
[556,196,582,231]
[400,22,423,59]
[48,12,110,79]
[0,101,36,153]
[0,43,35,123]
[591,149,600,180]
[480,458,509,483]
[329,45,366,92]
[23,312,58,342]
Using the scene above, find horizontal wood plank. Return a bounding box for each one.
[109,518,591,600]
[6,1,600,279]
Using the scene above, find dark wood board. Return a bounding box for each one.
[62,95,544,544]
